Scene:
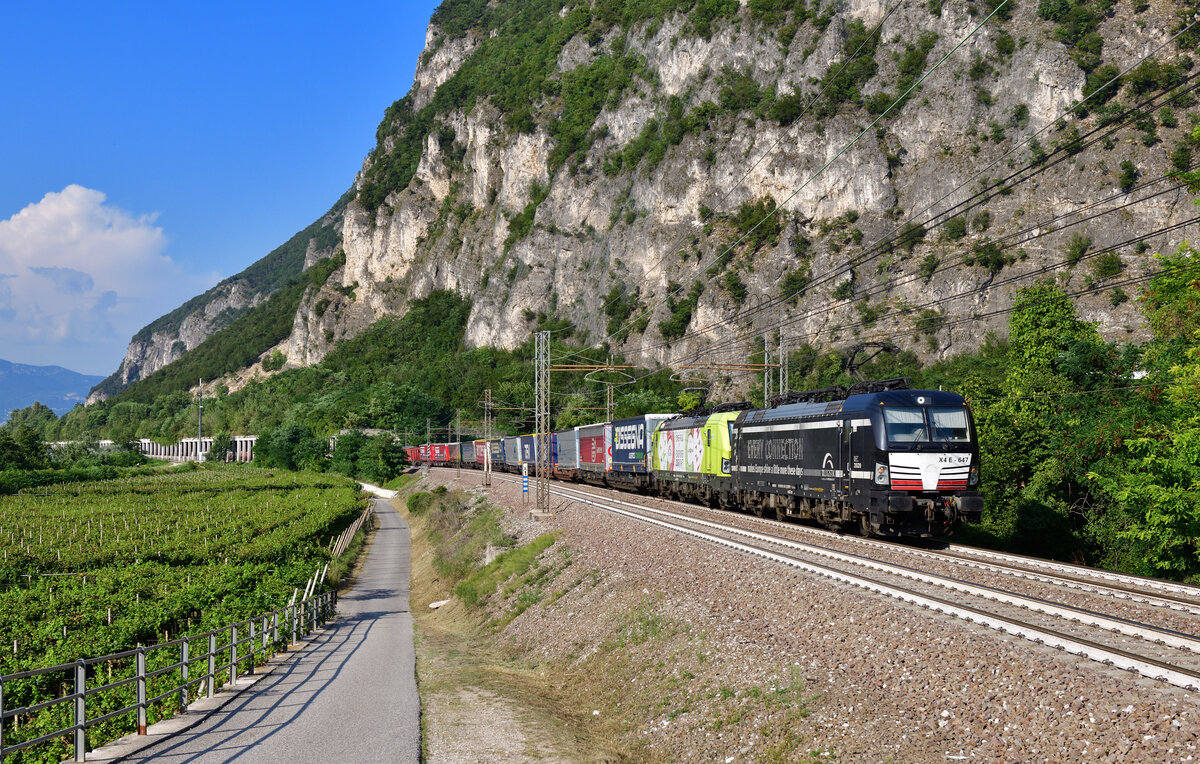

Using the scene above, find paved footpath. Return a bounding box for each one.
[121,498,420,763]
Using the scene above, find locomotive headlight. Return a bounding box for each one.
[874,463,890,485]
[969,465,979,486]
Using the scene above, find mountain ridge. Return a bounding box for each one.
[0,359,104,422]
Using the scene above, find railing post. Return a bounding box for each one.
[207,633,216,699]
[291,604,297,645]
[247,621,255,676]
[272,612,279,647]
[262,616,268,652]
[180,640,190,714]
[74,659,86,761]
[230,624,238,684]
[136,648,147,735]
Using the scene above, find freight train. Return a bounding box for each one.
[406,381,983,538]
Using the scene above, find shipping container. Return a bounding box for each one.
[461,441,477,464]
[554,429,578,469]
[448,442,460,464]
[489,439,505,468]
[518,434,538,465]
[430,443,448,462]
[611,414,676,473]
[577,422,608,475]
[503,436,521,467]
[473,440,488,468]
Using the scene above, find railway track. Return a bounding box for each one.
[469,470,1200,692]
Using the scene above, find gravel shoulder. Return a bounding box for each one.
[411,468,1200,763]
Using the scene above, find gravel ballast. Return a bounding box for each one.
[419,469,1200,763]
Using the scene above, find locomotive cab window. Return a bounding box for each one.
[883,407,926,443]
[929,407,971,442]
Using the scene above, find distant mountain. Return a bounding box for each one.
[0,359,104,421]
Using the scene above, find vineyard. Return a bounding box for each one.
[0,465,366,762]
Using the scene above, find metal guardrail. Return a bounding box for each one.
[0,586,337,762]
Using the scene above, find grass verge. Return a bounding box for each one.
[402,485,620,761]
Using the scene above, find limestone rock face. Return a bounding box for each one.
[90,206,344,401]
[287,2,1196,384]
[118,3,1200,398]
[87,281,264,404]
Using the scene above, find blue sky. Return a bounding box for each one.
[0,0,440,375]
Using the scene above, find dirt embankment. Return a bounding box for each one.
[404,470,1200,764]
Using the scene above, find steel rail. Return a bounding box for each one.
[530,478,1200,653]
[508,470,1200,617]
[482,472,1200,690]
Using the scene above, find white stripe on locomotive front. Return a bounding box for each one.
[739,417,871,433]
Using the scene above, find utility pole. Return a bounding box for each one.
[533,331,551,517]
[779,331,786,397]
[483,389,492,486]
[426,418,431,445]
[763,339,772,406]
[197,378,204,463]
[455,410,461,476]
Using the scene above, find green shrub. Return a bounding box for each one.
[1118,160,1139,192]
[262,350,286,372]
[732,197,785,251]
[779,268,810,301]
[1171,142,1193,172]
[659,282,705,340]
[503,183,550,251]
[965,239,1010,273]
[919,254,940,283]
[915,308,945,336]
[832,278,854,300]
[407,491,435,515]
[856,300,886,328]
[897,222,927,252]
[971,210,992,232]
[995,33,1015,58]
[943,216,967,241]
[723,270,748,303]
[1090,251,1123,279]
[1064,232,1092,266]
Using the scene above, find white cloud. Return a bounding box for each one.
[0,186,219,374]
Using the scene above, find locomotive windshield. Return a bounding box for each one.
[883,406,972,444]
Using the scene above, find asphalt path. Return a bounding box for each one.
[122,498,419,763]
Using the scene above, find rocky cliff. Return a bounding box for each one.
[89,199,346,402]
[105,0,1200,398]
[286,0,1199,387]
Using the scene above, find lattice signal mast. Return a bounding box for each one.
[534,331,551,517]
